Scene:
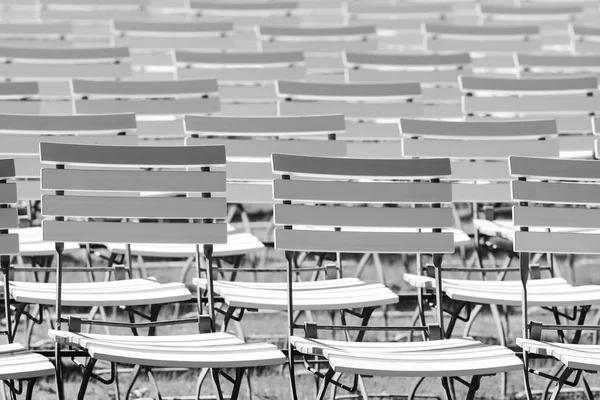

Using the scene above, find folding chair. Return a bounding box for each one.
[571,24,600,53]
[344,3,457,50]
[460,74,600,157]
[175,50,306,116]
[344,52,472,103]
[258,25,378,74]
[270,153,523,400]
[423,21,542,70]
[37,142,285,399]
[71,78,220,139]
[0,81,72,115]
[509,155,600,400]
[111,20,246,80]
[0,158,54,400]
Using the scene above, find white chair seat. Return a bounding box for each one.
[404,275,600,307]
[290,336,522,377]
[12,227,80,256]
[194,277,399,311]
[518,339,600,371]
[10,278,192,307]
[107,232,265,258]
[0,343,54,380]
[49,330,286,369]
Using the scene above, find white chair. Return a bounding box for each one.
[270,153,522,400]
[40,142,285,400]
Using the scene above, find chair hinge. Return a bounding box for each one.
[325,264,337,280]
[304,322,318,339]
[529,321,543,341]
[529,264,541,280]
[427,324,443,341]
[68,316,82,333]
[198,315,212,334]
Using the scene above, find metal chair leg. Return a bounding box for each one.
[24,379,36,400]
[124,364,141,400]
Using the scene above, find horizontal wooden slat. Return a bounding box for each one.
[347,3,453,14]
[463,95,600,114]
[514,231,600,254]
[517,54,600,68]
[0,183,17,204]
[40,0,149,6]
[277,81,421,99]
[42,169,225,192]
[460,75,598,93]
[40,143,225,166]
[0,63,132,79]
[510,156,600,180]
[191,1,297,11]
[511,180,600,204]
[275,229,455,254]
[0,159,16,180]
[0,82,40,98]
[481,4,583,15]
[75,98,220,116]
[272,154,451,178]
[0,234,19,255]
[175,50,304,65]
[42,195,226,219]
[115,36,237,50]
[274,179,452,204]
[0,135,137,156]
[0,208,17,229]
[188,138,346,160]
[347,70,463,86]
[0,114,136,134]
[184,114,345,136]
[0,46,130,61]
[43,220,227,244]
[399,118,558,139]
[426,38,542,53]
[113,20,233,33]
[72,79,218,96]
[424,22,540,36]
[572,25,600,37]
[274,204,453,228]
[178,66,306,82]
[262,40,377,53]
[260,25,375,37]
[226,182,272,204]
[402,138,559,159]
[514,205,600,229]
[0,23,71,35]
[344,52,471,67]
[451,161,511,181]
[278,101,423,120]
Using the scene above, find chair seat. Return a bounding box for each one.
[10,278,192,306]
[12,227,80,257]
[0,343,54,381]
[290,336,522,377]
[518,339,600,371]
[49,330,286,369]
[194,277,399,311]
[404,275,600,307]
[107,232,264,258]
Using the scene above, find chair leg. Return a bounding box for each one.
[288,345,299,400]
[550,367,573,400]
[462,304,484,338]
[77,358,98,400]
[124,364,142,400]
[210,369,225,400]
[357,375,368,400]
[196,368,210,400]
[441,377,453,400]
[147,368,162,400]
[230,369,246,400]
[465,376,481,400]
[408,377,426,400]
[55,344,65,400]
[24,379,36,400]
[316,368,334,400]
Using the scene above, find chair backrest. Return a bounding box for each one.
[510,155,600,255]
[0,159,19,256]
[0,81,73,114]
[112,20,238,51]
[424,22,542,53]
[184,114,346,204]
[478,3,584,30]
[0,46,132,81]
[258,25,378,53]
[272,154,454,254]
[39,0,152,21]
[516,53,600,76]
[72,78,220,138]
[345,3,455,31]
[175,50,306,83]
[0,113,137,202]
[276,80,423,120]
[401,118,560,203]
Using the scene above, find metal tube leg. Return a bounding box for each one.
[25,379,37,400]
